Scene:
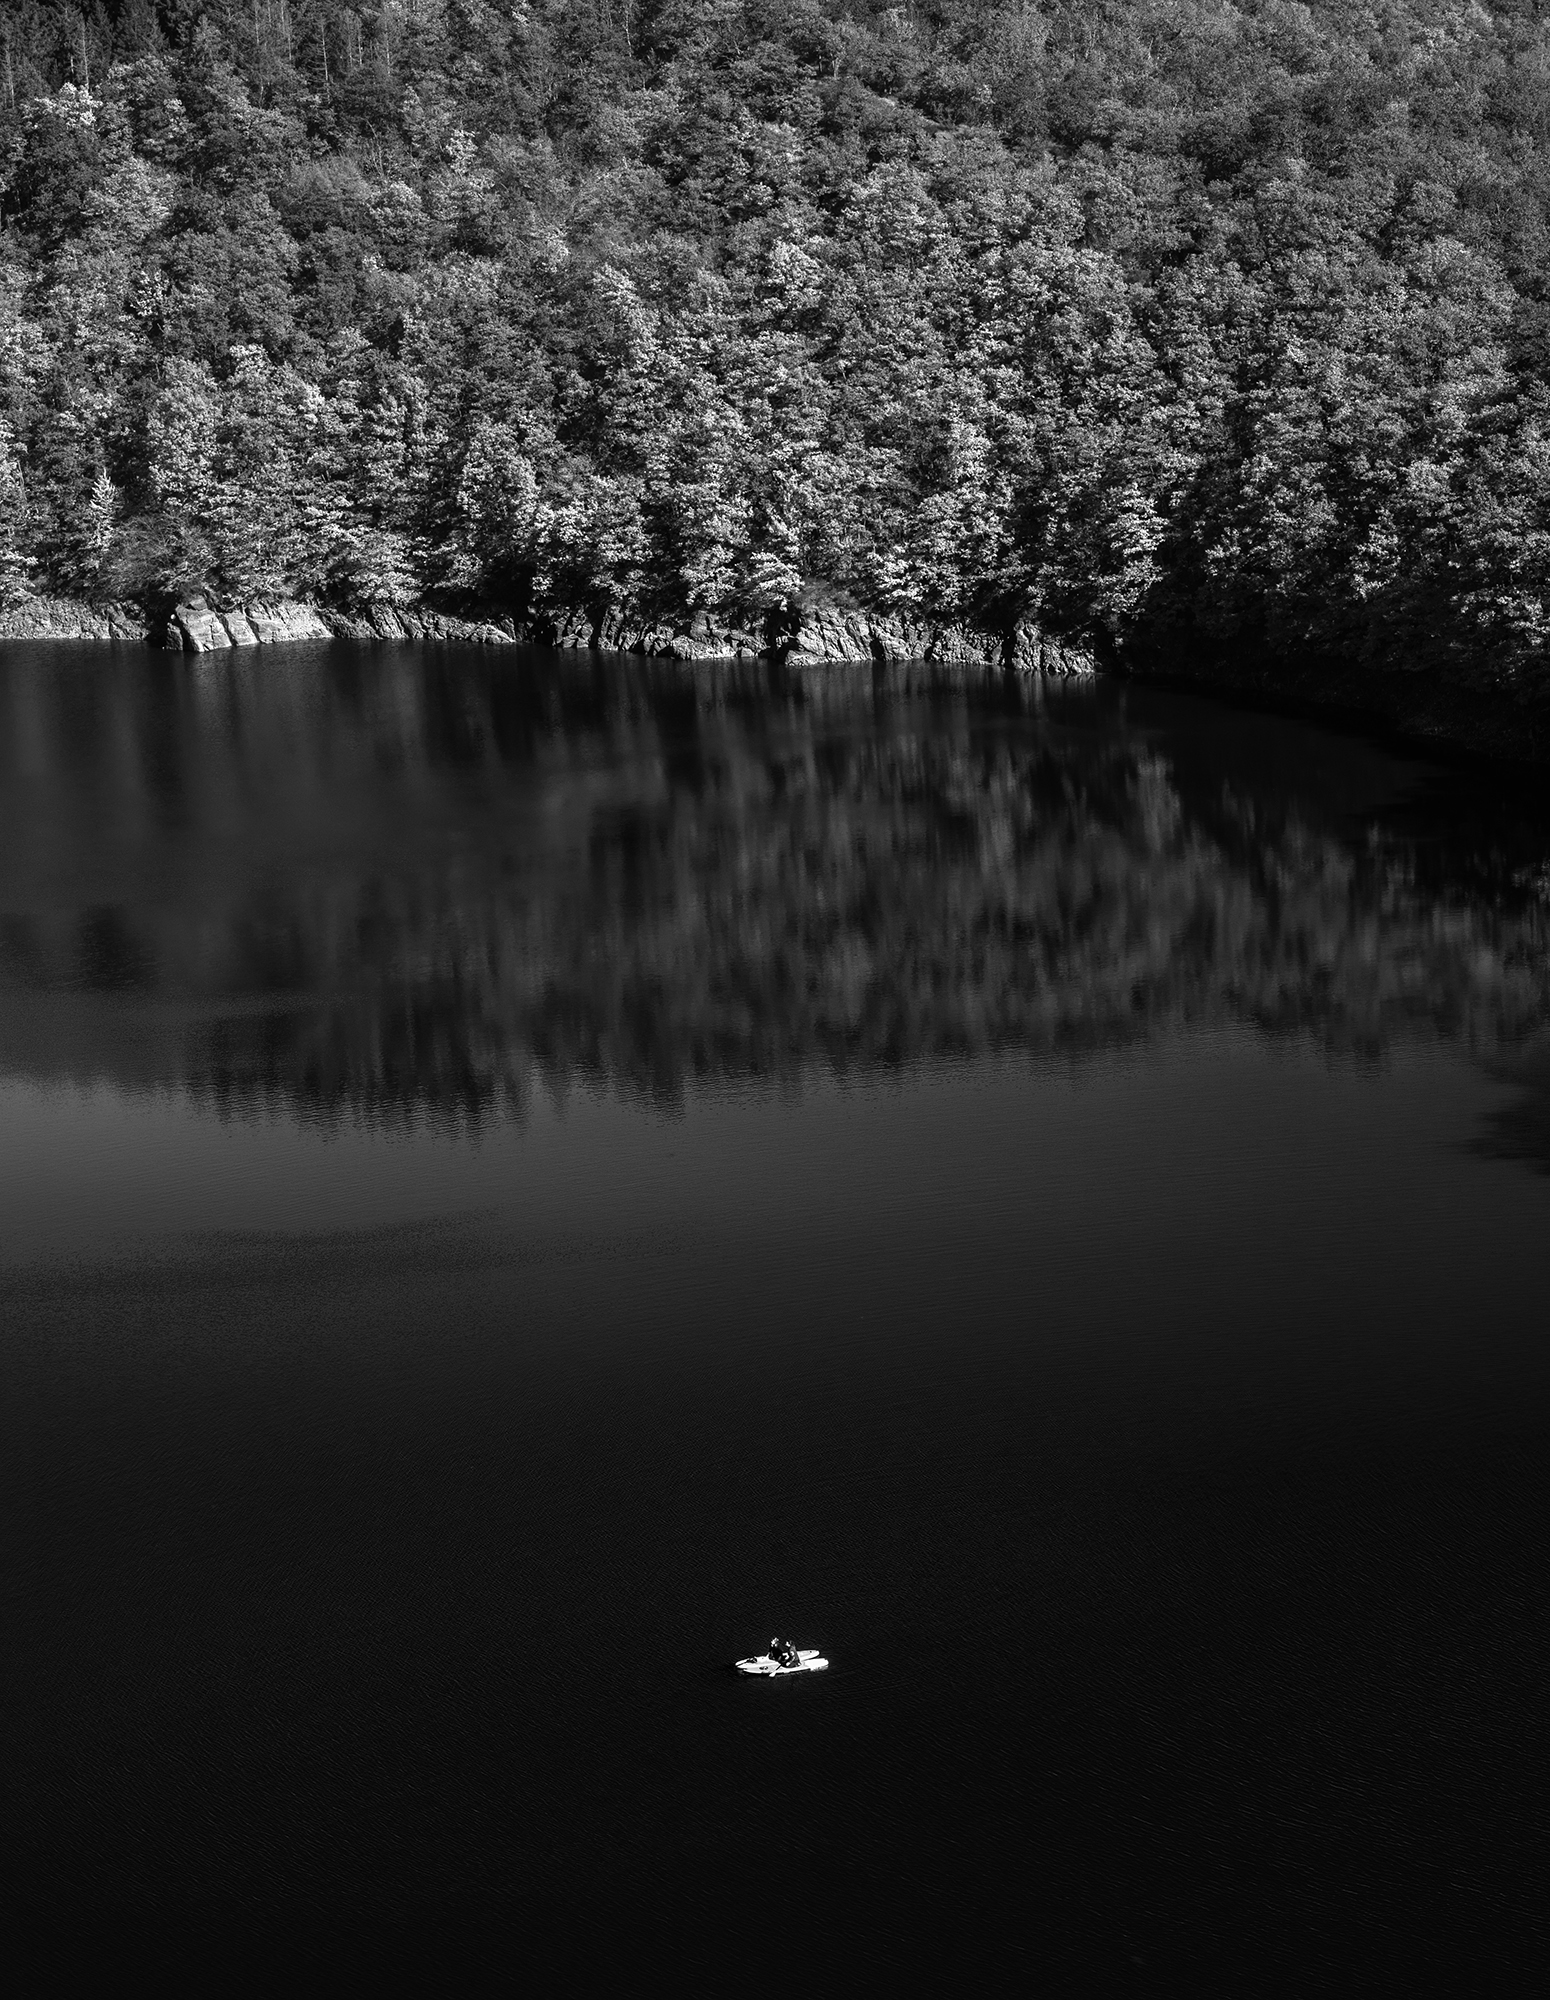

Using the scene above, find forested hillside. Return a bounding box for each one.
[7,0,1550,689]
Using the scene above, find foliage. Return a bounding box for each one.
[6,2,1550,679]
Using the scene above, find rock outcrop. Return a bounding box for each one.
[168,600,229,650]
[540,607,764,658]
[1006,619,1098,678]
[0,595,147,642]
[160,598,520,649]
[166,598,332,650]
[547,602,1094,674]
[245,600,333,645]
[320,606,517,645]
[1,589,1101,682]
[780,605,1001,669]
[218,607,258,647]
[535,601,1055,669]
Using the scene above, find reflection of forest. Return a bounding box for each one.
[2,648,1550,1125]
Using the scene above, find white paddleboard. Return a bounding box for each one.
[735,1648,828,1676]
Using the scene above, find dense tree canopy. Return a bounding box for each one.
[7,0,1550,682]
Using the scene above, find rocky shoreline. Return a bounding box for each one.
[0,595,152,643]
[0,591,1099,677]
[10,589,1550,763]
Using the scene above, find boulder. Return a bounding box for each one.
[172,599,232,651]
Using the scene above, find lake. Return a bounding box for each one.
[3,641,1547,1982]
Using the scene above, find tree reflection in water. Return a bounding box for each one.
[2,642,1550,1148]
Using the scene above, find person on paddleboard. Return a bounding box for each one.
[770,1637,800,1668]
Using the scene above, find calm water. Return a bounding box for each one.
[3,643,1548,1981]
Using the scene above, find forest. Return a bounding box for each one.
[6,0,1550,690]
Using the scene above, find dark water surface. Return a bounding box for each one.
[3,643,1548,1983]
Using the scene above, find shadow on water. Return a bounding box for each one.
[3,641,1550,1148]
